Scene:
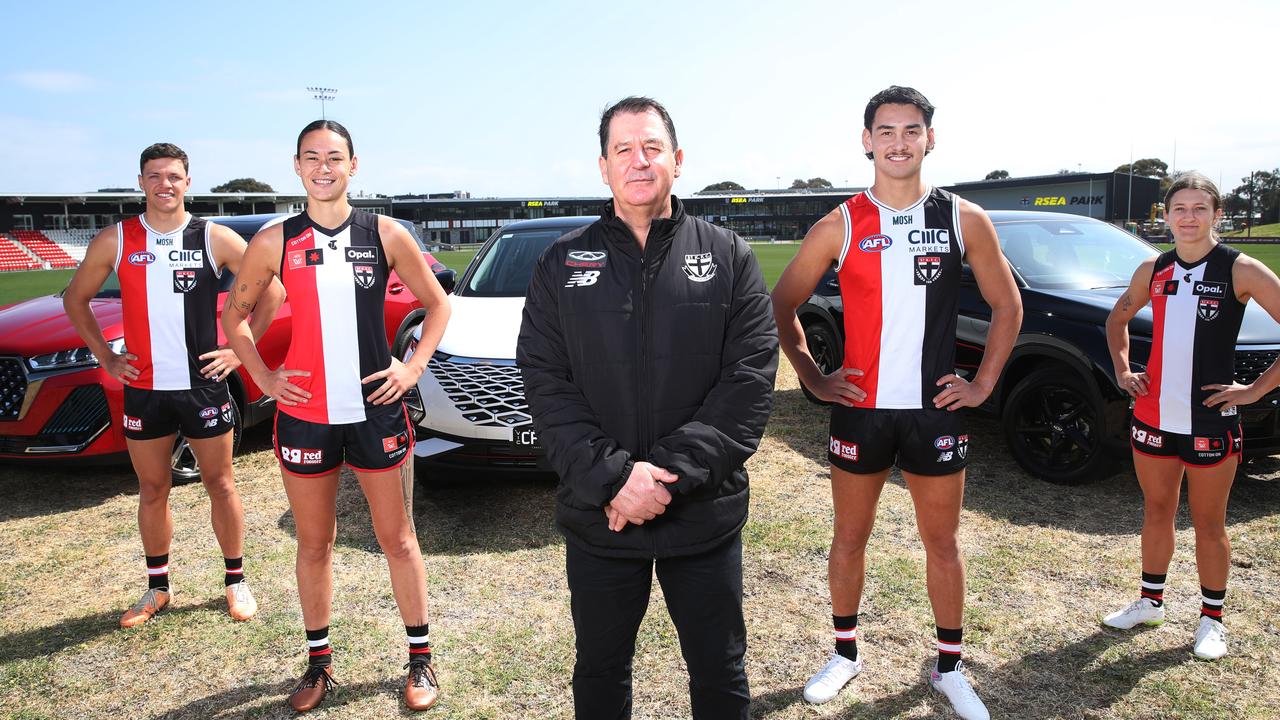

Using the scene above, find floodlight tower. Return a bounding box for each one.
[307,86,338,119]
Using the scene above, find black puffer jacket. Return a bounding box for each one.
[517,197,778,558]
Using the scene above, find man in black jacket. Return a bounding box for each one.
[517,96,778,719]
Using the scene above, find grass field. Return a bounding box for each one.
[1,356,1278,719]
[1223,223,1280,238]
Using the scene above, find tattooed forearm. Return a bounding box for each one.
[400,456,417,534]
[1120,294,1132,311]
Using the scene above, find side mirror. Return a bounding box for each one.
[435,268,458,294]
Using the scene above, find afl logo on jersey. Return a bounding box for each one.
[1198,297,1221,321]
[934,435,956,450]
[353,264,376,289]
[128,251,156,266]
[173,269,197,293]
[914,255,943,285]
[858,234,892,252]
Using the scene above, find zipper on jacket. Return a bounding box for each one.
[637,235,658,555]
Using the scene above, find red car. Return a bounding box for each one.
[0,213,454,480]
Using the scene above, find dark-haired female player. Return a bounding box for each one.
[223,120,450,711]
[1104,172,1280,660]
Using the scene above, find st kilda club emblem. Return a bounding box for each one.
[173,269,197,293]
[353,264,376,289]
[1198,297,1220,321]
[682,252,717,283]
[914,255,942,285]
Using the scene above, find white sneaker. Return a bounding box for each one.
[803,653,863,704]
[930,661,990,720]
[1192,616,1228,660]
[1101,598,1165,629]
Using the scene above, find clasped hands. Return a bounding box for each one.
[604,461,679,532]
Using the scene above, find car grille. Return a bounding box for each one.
[428,357,531,428]
[1235,349,1280,385]
[0,357,27,421]
[41,385,111,437]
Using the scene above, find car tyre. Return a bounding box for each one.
[801,320,841,405]
[170,395,243,484]
[1002,364,1115,485]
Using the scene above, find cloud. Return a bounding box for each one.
[9,70,94,93]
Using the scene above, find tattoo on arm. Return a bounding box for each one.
[1121,294,1132,311]
[400,456,417,533]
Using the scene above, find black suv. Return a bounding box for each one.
[798,210,1280,484]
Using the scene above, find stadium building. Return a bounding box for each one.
[0,173,1159,270]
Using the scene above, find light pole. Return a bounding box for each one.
[307,86,338,119]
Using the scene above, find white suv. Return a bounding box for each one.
[403,216,596,471]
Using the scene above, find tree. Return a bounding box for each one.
[790,177,834,190]
[211,178,275,193]
[1225,170,1280,224]
[701,181,746,193]
[984,170,1010,180]
[1114,158,1168,179]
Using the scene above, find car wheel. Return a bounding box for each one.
[393,318,422,361]
[801,320,841,405]
[1002,365,1115,485]
[170,395,244,484]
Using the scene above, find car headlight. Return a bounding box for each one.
[27,338,125,371]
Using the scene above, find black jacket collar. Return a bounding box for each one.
[598,196,687,259]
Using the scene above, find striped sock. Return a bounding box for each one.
[306,626,332,668]
[1140,571,1166,607]
[936,626,963,674]
[407,623,431,664]
[1200,587,1226,623]
[146,554,169,591]
[224,557,244,587]
[833,614,858,661]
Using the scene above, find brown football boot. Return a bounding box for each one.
[225,581,258,621]
[403,659,440,711]
[288,665,335,713]
[119,588,170,628]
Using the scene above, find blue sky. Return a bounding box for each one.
[2,0,1276,198]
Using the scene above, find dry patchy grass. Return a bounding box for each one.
[2,359,1279,719]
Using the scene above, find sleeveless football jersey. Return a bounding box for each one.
[1134,243,1245,435]
[835,187,965,409]
[278,210,392,424]
[114,214,221,391]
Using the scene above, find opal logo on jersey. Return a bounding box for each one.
[682,252,717,283]
[353,264,376,289]
[123,414,143,431]
[858,234,892,252]
[566,250,607,268]
[281,446,324,465]
[829,436,858,461]
[173,269,197,293]
[1198,297,1220,321]
[564,270,600,288]
[128,251,156,266]
[914,255,942,285]
[1193,281,1225,298]
[934,435,956,450]
[344,246,379,263]
[198,406,218,419]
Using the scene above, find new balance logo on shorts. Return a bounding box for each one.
[565,270,600,288]
[829,436,858,461]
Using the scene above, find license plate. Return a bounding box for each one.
[514,428,539,447]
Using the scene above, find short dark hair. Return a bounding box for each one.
[1165,171,1221,212]
[139,143,189,174]
[862,86,936,160]
[296,119,354,158]
[598,96,678,157]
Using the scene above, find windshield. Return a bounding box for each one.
[462,228,568,297]
[994,219,1158,290]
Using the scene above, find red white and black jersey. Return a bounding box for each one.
[1134,243,1245,435]
[835,187,965,409]
[278,210,392,425]
[114,214,221,391]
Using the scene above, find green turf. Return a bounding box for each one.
[0,269,74,306]
[1223,222,1280,238]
